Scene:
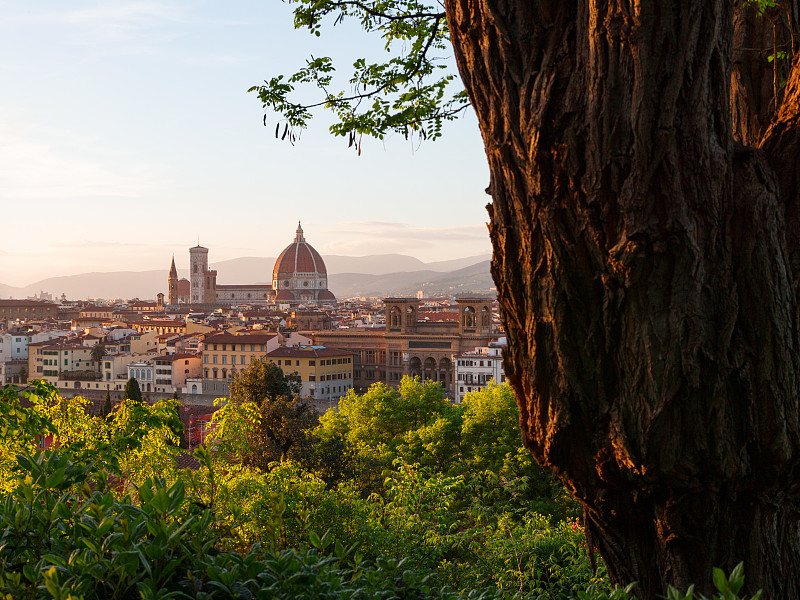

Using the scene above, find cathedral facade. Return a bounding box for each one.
[167,223,336,307]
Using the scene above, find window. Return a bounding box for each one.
[296,360,300,366]
[213,355,218,364]
[250,344,255,352]
[222,355,227,364]
[309,375,315,381]
[241,355,246,365]
[277,360,282,366]
[309,360,315,366]
[204,355,209,364]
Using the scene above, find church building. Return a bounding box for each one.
[167,223,336,307]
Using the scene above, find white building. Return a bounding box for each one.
[127,361,155,393]
[0,333,30,362]
[182,377,204,395]
[453,340,507,403]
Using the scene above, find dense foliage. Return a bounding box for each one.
[0,380,760,599]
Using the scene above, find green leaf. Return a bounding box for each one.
[713,567,729,594]
[308,529,322,549]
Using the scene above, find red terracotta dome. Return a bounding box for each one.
[318,290,337,301]
[275,290,295,301]
[272,223,327,279]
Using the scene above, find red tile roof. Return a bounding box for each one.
[202,332,277,345]
[272,225,327,277]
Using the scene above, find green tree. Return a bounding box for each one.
[317,377,449,462]
[226,359,315,470]
[123,377,142,403]
[459,383,521,473]
[90,342,106,375]
[229,359,300,404]
[102,388,112,418]
[261,1,800,595]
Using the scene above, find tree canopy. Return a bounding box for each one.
[250,0,470,146]
[123,377,142,403]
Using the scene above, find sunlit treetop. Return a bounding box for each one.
[249,0,469,148]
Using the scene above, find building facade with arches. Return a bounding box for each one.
[309,296,497,398]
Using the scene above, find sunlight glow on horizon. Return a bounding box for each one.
[0,0,491,289]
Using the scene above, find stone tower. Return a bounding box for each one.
[384,298,419,334]
[456,297,492,336]
[168,256,179,306]
[189,245,216,305]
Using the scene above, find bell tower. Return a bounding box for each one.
[168,256,179,306]
[384,298,419,334]
[190,245,209,304]
[456,297,492,336]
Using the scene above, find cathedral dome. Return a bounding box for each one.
[272,223,327,279]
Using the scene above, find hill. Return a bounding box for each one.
[1,254,492,300]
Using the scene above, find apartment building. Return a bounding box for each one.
[264,345,354,403]
[201,332,281,395]
[453,343,506,403]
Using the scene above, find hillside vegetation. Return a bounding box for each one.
[0,378,755,599]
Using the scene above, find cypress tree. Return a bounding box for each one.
[102,388,113,417]
[124,377,142,403]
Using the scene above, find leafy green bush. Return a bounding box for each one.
[0,382,764,600]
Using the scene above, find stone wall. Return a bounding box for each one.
[56,387,337,414]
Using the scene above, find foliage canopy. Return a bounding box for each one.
[249,0,468,145]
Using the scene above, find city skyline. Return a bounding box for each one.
[0,1,491,287]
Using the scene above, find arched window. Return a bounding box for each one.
[481,306,490,327]
[463,306,476,327]
[390,307,400,328]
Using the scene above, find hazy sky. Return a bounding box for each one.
[0,0,492,288]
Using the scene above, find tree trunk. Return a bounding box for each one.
[445,0,800,596]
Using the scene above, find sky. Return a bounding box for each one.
[0,0,492,288]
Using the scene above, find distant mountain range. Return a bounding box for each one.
[0,254,494,301]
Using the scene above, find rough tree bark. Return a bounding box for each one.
[445,0,800,596]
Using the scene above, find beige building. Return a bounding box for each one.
[151,353,202,393]
[0,300,59,321]
[79,305,113,320]
[28,342,95,382]
[264,345,354,402]
[201,331,281,395]
[133,320,187,336]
